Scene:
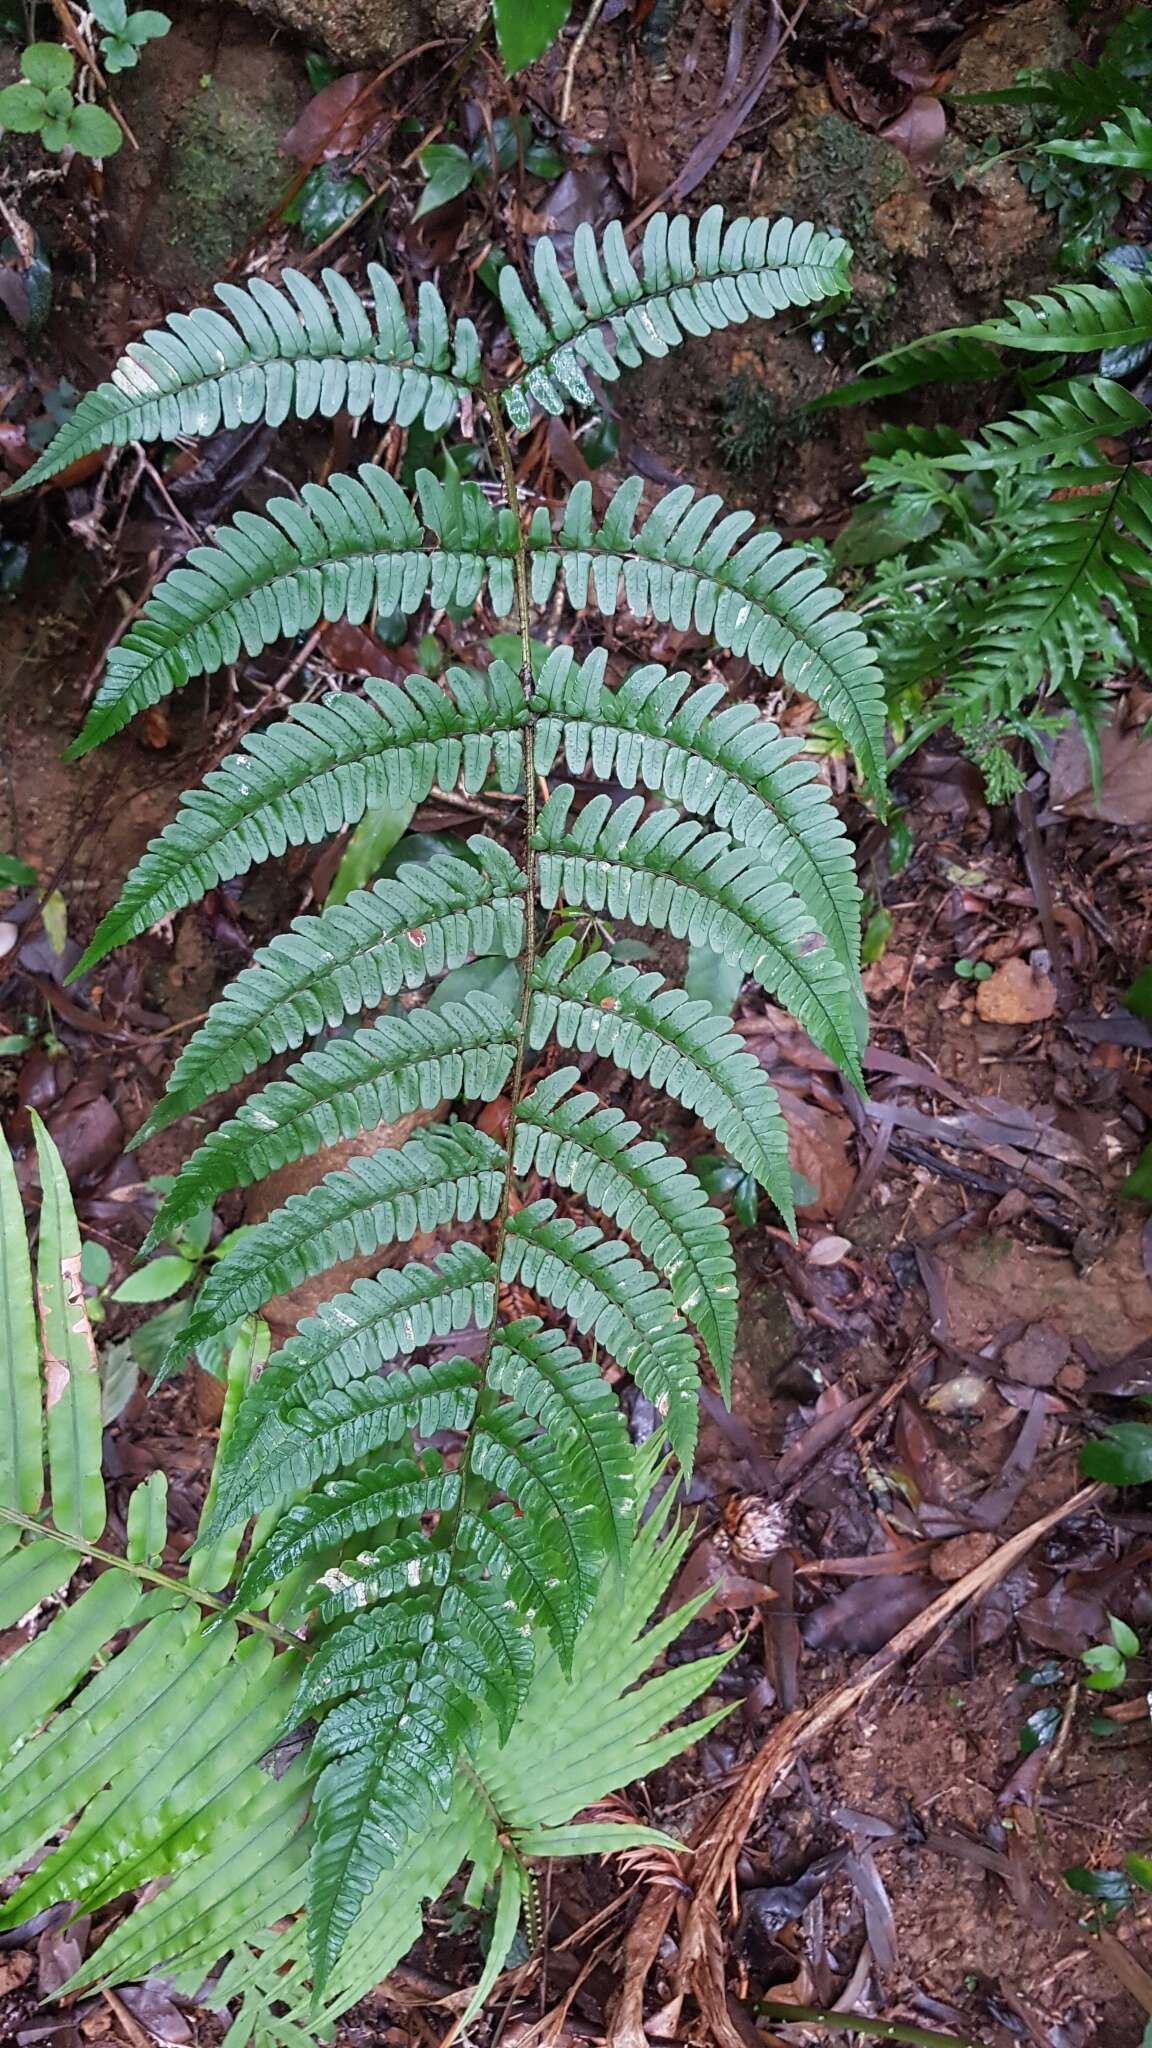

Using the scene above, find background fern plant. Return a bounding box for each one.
[821,208,1152,794]
[5,205,880,2019]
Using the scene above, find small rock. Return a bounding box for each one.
[930,1532,999,1583]
[976,957,1057,1025]
[1002,1324,1070,1388]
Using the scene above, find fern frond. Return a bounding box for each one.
[1043,107,1152,171]
[971,272,1152,354]
[79,667,528,968]
[929,376,1150,471]
[514,1067,737,1391]
[68,468,884,798]
[173,1123,504,1367]
[147,993,519,1245]
[528,940,793,1217]
[209,1342,486,1538]
[303,1572,535,1979]
[13,268,480,496]
[811,332,1003,409]
[501,206,851,428]
[534,786,863,1085]
[939,462,1152,753]
[133,837,526,1139]
[832,273,1152,418]
[502,1199,701,1468]
[531,646,861,970]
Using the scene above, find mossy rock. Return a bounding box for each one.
[229,0,483,63]
[108,20,303,299]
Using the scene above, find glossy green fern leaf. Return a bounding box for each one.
[145,992,519,1244]
[11,268,480,496]
[0,1173,721,2048]
[128,836,526,1136]
[928,376,1150,471]
[501,205,851,427]
[77,665,528,968]
[1043,106,1152,172]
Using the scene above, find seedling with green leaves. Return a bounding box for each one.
[0,41,120,156]
[1081,1614,1141,1691]
[3,205,880,2031]
[88,0,170,73]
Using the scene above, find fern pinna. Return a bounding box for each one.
[3,207,881,2021]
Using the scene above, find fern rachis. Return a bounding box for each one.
[2,203,879,2029]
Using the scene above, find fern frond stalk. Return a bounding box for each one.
[0,1502,301,1649]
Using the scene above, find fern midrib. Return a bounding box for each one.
[109,331,473,415]
[318,383,546,1870]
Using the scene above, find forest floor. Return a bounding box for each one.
[2,1,1152,2045]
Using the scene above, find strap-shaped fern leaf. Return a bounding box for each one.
[535,786,863,1085]
[133,838,526,1140]
[66,468,884,798]
[173,1123,504,1367]
[502,1199,701,1469]
[146,992,519,1245]
[531,646,861,970]
[514,1068,736,1391]
[501,205,851,428]
[12,268,480,496]
[1043,107,1152,172]
[79,667,528,969]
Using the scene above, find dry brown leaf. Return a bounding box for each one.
[776,1087,855,1218]
[880,92,947,166]
[1049,717,1152,825]
[975,957,1057,1025]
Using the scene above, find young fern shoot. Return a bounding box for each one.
[9,205,882,1997]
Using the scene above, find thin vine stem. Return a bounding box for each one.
[0,1500,301,1649]
[758,2004,991,2048]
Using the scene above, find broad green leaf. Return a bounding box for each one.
[31,1112,104,1541]
[111,1254,196,1304]
[493,0,573,72]
[325,798,417,908]
[1081,1422,1152,1486]
[21,42,74,89]
[65,102,123,157]
[0,1126,42,1514]
[415,143,473,218]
